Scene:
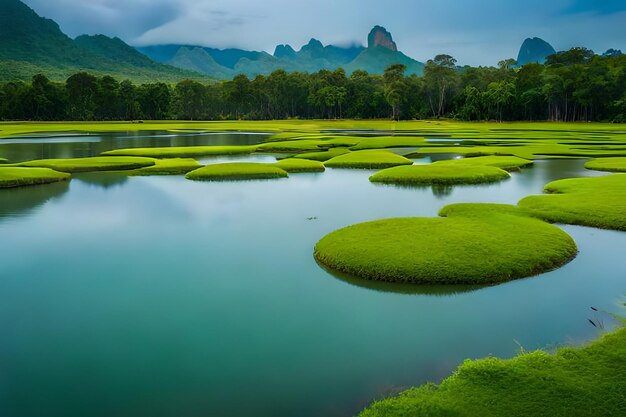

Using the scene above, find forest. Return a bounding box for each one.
[2,47,625,123]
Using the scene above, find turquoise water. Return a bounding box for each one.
[0,133,625,417]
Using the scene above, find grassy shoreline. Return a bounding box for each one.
[359,324,626,417]
[2,120,626,138]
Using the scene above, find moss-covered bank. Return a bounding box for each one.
[359,326,626,417]
[0,167,70,188]
[519,174,626,231]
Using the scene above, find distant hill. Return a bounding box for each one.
[517,37,557,66]
[140,26,424,79]
[0,0,206,83]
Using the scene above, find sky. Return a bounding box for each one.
[23,0,626,66]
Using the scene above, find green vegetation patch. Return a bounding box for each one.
[585,157,626,172]
[129,158,202,176]
[0,158,8,164]
[439,155,534,171]
[255,140,332,153]
[186,163,288,181]
[314,203,577,285]
[18,156,156,173]
[325,150,414,169]
[519,174,626,231]
[0,167,70,188]
[293,148,351,162]
[272,159,325,173]
[370,163,510,185]
[349,136,426,151]
[359,326,626,417]
[102,146,256,158]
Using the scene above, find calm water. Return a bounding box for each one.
[0,132,625,417]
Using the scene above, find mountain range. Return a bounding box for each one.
[138,26,425,79]
[0,0,560,83]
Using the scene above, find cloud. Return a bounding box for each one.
[22,0,626,66]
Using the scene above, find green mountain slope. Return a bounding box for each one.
[167,47,234,80]
[0,0,207,83]
[346,46,425,76]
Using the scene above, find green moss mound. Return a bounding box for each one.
[0,167,70,188]
[18,156,156,173]
[439,155,534,171]
[255,140,330,153]
[359,326,626,417]
[293,148,350,162]
[585,157,626,172]
[129,158,202,176]
[370,163,510,185]
[519,174,626,231]
[325,150,414,169]
[186,163,289,181]
[349,136,426,151]
[314,204,577,285]
[272,159,325,173]
[102,146,256,158]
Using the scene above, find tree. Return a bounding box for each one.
[66,72,97,120]
[383,64,407,120]
[498,58,517,71]
[424,55,459,117]
[486,80,515,121]
[173,80,207,120]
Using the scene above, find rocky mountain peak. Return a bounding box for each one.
[367,26,397,51]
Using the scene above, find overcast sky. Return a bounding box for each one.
[24,0,626,66]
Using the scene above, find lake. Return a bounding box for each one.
[0,132,624,417]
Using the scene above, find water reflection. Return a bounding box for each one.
[0,181,69,220]
[73,172,130,189]
[431,185,454,198]
[317,261,484,296]
[0,131,268,163]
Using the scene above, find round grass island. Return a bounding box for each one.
[370,163,511,186]
[314,204,577,285]
[325,150,414,169]
[0,167,71,188]
[186,162,289,181]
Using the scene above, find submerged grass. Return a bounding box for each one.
[325,150,414,169]
[518,174,626,231]
[314,203,577,285]
[186,162,288,181]
[359,326,626,417]
[370,163,511,185]
[271,159,325,173]
[102,146,257,158]
[16,156,156,173]
[585,157,626,172]
[0,167,70,188]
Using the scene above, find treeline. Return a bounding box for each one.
[2,47,626,122]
